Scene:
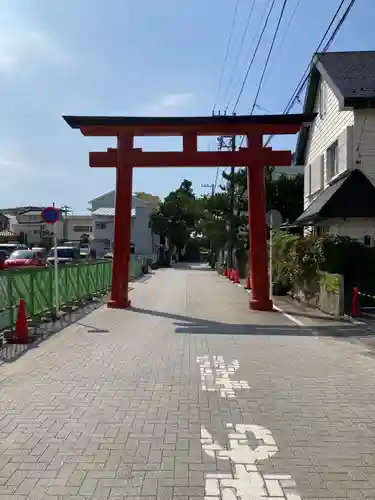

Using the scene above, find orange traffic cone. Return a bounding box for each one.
[244,275,251,289]
[227,268,232,280]
[15,299,29,344]
[231,269,236,282]
[234,270,240,284]
[224,267,228,277]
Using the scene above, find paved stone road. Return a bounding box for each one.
[1,263,375,499]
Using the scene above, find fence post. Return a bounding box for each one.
[7,272,14,329]
[30,270,35,319]
[48,266,54,312]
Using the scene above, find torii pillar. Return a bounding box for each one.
[63,114,314,311]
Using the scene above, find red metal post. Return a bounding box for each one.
[247,134,273,311]
[352,287,360,317]
[108,134,133,309]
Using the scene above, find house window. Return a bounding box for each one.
[95,222,107,230]
[73,225,91,232]
[364,235,372,246]
[319,82,327,118]
[326,141,339,181]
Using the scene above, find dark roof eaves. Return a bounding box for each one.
[294,64,320,166]
[314,58,346,109]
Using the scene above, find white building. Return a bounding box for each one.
[7,208,64,246]
[295,50,375,244]
[88,191,159,259]
[64,215,93,244]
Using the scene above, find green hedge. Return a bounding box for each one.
[272,231,375,301]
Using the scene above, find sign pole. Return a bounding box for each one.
[42,205,60,317]
[53,222,59,316]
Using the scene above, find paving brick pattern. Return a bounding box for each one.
[0,263,375,499]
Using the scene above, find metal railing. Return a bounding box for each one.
[0,257,145,332]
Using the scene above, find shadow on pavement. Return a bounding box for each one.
[0,295,108,363]
[171,262,214,271]
[129,306,370,337]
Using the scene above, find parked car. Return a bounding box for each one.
[4,249,46,269]
[0,250,7,270]
[0,243,26,255]
[46,246,80,265]
[31,246,47,256]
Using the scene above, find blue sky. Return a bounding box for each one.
[0,0,372,213]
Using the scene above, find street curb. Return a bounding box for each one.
[219,272,371,330]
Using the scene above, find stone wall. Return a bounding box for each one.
[292,272,344,316]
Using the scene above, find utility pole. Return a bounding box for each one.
[201,183,215,196]
[229,135,236,269]
[60,205,72,241]
[217,131,236,268]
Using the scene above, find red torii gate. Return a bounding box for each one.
[63,114,314,311]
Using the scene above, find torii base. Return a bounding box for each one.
[250,298,273,311]
[108,299,131,309]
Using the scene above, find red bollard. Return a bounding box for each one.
[223,267,228,277]
[244,275,251,289]
[14,299,29,343]
[352,287,360,318]
[234,270,240,284]
[227,268,232,280]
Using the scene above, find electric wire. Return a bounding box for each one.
[232,0,278,113]
[264,0,356,147]
[261,0,304,89]
[225,0,273,112]
[249,0,289,115]
[212,0,240,113]
[220,0,257,111]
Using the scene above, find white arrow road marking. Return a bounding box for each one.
[201,423,301,499]
[197,355,250,399]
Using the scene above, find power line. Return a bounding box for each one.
[249,0,289,115]
[225,0,273,112]
[282,0,349,116]
[238,0,289,148]
[221,0,257,110]
[212,0,240,113]
[264,0,356,147]
[261,0,304,89]
[232,0,278,113]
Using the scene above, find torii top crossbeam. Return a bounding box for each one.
[63,113,315,137]
[63,113,315,169]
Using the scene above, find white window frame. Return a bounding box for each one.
[319,81,327,119]
[305,164,311,195]
[326,140,339,181]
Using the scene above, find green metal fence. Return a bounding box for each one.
[0,257,145,332]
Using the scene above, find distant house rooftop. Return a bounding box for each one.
[92,208,136,217]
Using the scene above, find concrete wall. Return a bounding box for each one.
[64,216,93,243]
[292,272,344,316]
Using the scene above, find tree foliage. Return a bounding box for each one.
[150,169,304,260]
[151,180,198,251]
